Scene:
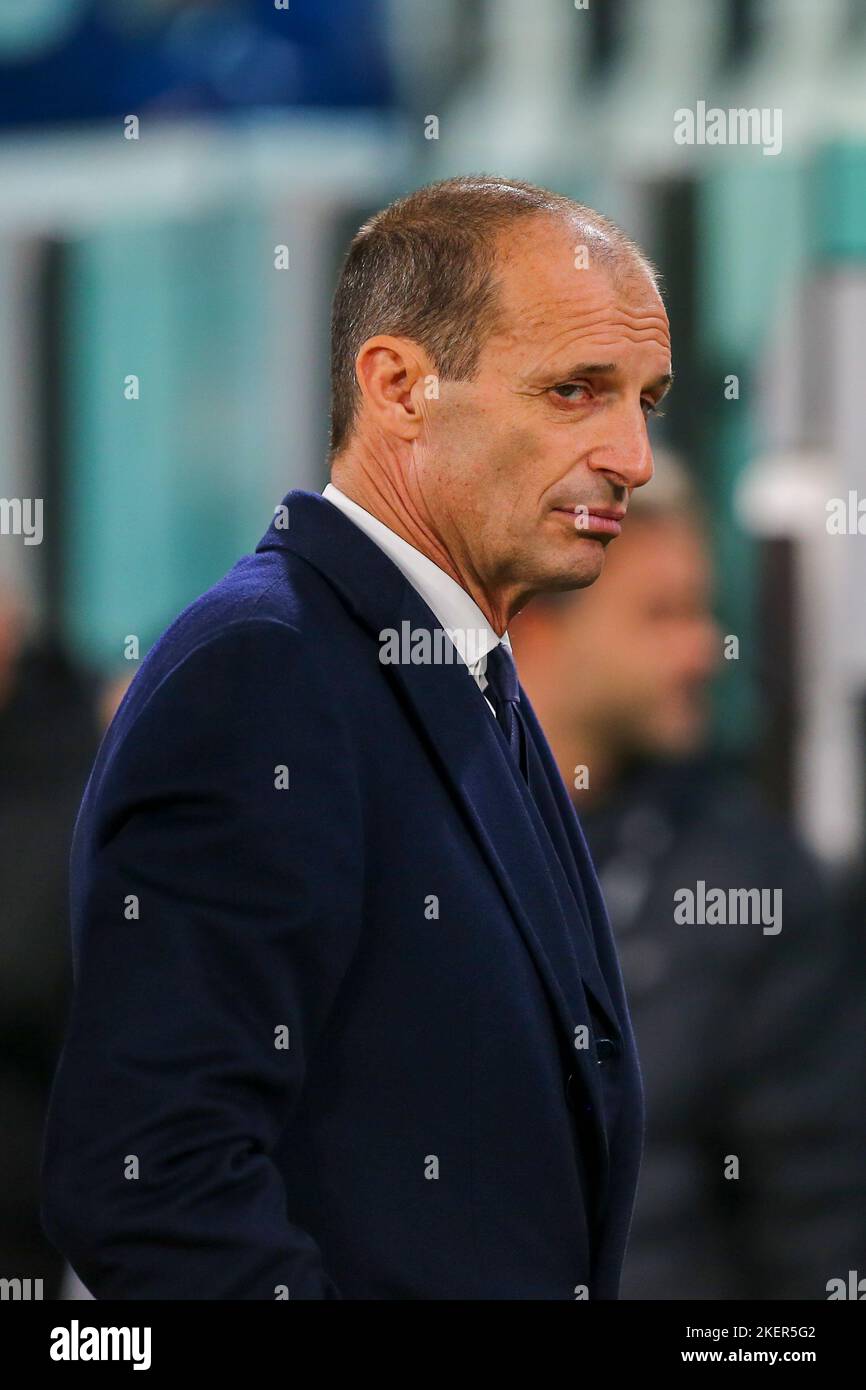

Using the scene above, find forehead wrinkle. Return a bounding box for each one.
[518,332,670,386]
[499,315,669,363]
[501,270,663,324]
[570,323,670,342]
[578,327,671,349]
[516,299,669,338]
[488,281,670,375]
[522,319,671,364]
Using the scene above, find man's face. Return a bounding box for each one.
[413,217,672,604]
[533,517,721,756]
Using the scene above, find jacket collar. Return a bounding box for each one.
[321,482,505,669]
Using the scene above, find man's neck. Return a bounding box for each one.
[329,462,518,635]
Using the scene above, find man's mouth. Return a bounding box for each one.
[552,505,626,537]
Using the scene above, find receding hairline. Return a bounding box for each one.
[444,209,665,381]
[489,206,661,295]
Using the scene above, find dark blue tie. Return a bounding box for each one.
[483,642,527,777]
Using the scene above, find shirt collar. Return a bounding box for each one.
[322,482,508,667]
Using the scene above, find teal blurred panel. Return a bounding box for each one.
[63,206,270,666]
[64,224,176,663]
[696,162,808,750]
[698,161,808,359]
[813,142,866,261]
[704,390,760,752]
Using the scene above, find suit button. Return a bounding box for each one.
[596,1038,618,1062]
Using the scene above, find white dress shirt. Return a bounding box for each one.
[321,482,510,716]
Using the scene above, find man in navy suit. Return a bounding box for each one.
[41,175,672,1299]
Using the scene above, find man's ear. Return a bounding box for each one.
[354,335,432,444]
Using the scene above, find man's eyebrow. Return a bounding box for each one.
[545,361,617,381]
[539,364,675,397]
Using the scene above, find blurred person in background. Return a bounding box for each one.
[510,452,866,1300]
[0,584,100,1296]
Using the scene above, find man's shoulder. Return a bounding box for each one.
[111,546,359,736]
[73,544,369,860]
[154,547,348,666]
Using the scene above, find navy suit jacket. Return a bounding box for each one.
[41,489,644,1299]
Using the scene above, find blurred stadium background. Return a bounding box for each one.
[1,0,864,1300]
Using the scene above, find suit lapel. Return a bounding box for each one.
[383,581,611,1187]
[518,710,621,1035]
[520,694,636,1039]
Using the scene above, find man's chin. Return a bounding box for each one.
[517,530,609,596]
[548,540,608,591]
[648,719,707,759]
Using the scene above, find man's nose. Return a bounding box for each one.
[681,614,722,680]
[587,406,654,491]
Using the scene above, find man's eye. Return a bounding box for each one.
[551,382,590,401]
[642,398,666,418]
